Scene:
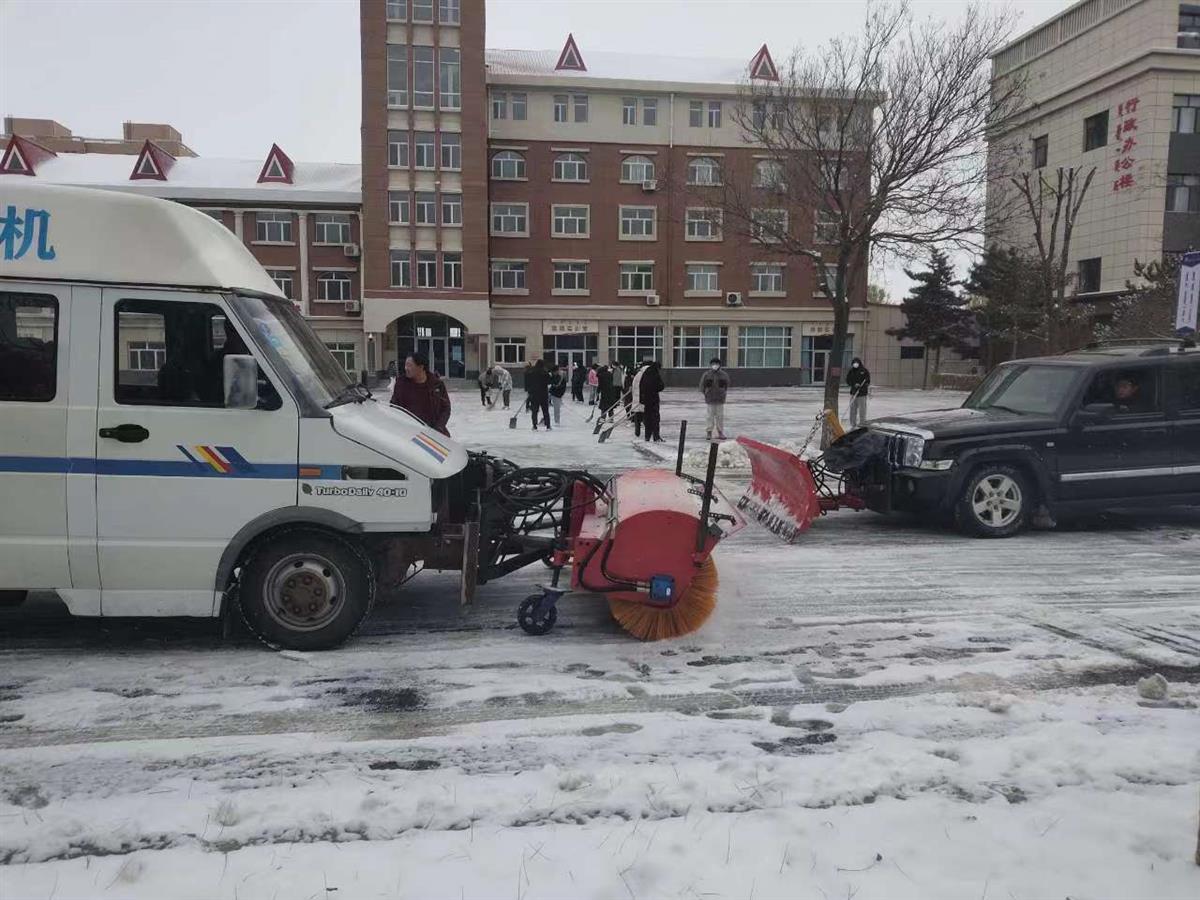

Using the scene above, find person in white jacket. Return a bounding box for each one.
[491,364,514,409]
[628,360,650,437]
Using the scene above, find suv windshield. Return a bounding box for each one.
[963,364,1079,416]
[230,294,353,409]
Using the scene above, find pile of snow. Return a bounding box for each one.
[1136,673,1169,700]
[682,438,812,471]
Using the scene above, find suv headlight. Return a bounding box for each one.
[897,434,925,468]
[918,458,954,471]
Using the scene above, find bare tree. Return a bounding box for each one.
[688,1,1021,426]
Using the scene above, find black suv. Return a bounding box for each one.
[833,341,1200,537]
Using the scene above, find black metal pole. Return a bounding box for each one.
[676,419,688,477]
[696,440,719,553]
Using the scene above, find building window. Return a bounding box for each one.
[387,44,408,107]
[900,345,925,360]
[440,133,461,170]
[442,252,462,288]
[553,261,589,292]
[414,132,436,169]
[490,150,525,180]
[623,97,637,126]
[389,191,411,225]
[608,325,663,367]
[266,269,294,299]
[413,46,435,108]
[412,0,433,23]
[689,100,703,127]
[751,208,788,243]
[685,208,722,241]
[686,264,720,294]
[438,192,461,226]
[511,92,527,120]
[751,263,784,294]
[415,192,437,225]
[386,0,406,21]
[643,98,657,126]
[573,94,589,122]
[554,94,568,123]
[491,91,507,120]
[818,263,838,296]
[553,152,588,181]
[417,251,438,288]
[1032,134,1048,169]
[814,209,839,244]
[707,101,722,128]
[127,340,167,372]
[620,206,656,239]
[673,325,727,368]
[1077,257,1102,294]
[326,342,357,374]
[313,213,351,245]
[1173,94,1200,132]
[317,272,353,302]
[255,211,292,243]
[753,159,786,190]
[1168,174,1200,212]
[491,260,527,291]
[439,47,461,109]
[552,205,589,237]
[494,337,526,364]
[490,202,528,235]
[621,155,655,183]
[1083,111,1108,152]
[390,250,411,288]
[438,0,460,25]
[687,156,721,185]
[738,325,792,368]
[388,130,409,167]
[1181,4,1200,47]
[620,262,654,292]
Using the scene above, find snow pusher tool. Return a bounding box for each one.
[735,411,864,542]
[457,430,743,639]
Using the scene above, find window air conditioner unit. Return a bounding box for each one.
[344,299,362,313]
[645,293,661,306]
[343,243,361,258]
[725,291,743,307]
[641,179,658,192]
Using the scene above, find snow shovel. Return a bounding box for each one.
[508,410,520,429]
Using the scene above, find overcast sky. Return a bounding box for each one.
[1,0,1075,296]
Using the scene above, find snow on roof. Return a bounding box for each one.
[20,151,360,205]
[0,181,283,298]
[486,47,756,87]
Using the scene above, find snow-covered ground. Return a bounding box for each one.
[2,387,1199,899]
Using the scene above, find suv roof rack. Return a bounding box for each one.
[1070,336,1198,355]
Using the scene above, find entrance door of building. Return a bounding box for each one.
[416,337,447,379]
[543,333,598,371]
[393,313,467,379]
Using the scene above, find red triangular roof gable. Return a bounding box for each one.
[257,143,295,184]
[749,44,780,81]
[130,140,176,181]
[555,33,586,72]
[0,135,57,176]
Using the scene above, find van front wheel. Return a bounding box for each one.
[239,530,374,650]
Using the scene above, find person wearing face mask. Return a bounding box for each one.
[846,356,871,428]
[699,357,730,441]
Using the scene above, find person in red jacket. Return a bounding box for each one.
[390,352,452,436]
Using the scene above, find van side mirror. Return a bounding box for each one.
[223,355,260,410]
[1077,402,1114,424]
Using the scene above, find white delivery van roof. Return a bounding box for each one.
[0,181,284,298]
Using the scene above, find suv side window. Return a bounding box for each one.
[115,298,280,409]
[0,291,58,402]
[1167,359,1200,415]
[1081,366,1162,416]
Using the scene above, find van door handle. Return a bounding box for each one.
[99,424,150,443]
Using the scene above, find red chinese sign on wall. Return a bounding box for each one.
[1112,96,1139,193]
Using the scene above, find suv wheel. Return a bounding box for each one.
[955,465,1030,538]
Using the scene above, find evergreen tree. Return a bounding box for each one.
[890,250,974,388]
[963,245,1042,365]
[1098,255,1184,341]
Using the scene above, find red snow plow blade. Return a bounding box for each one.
[736,436,865,542]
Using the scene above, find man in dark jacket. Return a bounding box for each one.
[597,364,617,420]
[639,361,665,442]
[699,357,730,441]
[526,358,552,430]
[570,362,586,402]
[846,356,871,428]
[549,363,567,425]
[391,352,452,435]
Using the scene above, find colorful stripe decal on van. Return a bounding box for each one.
[0,456,340,479]
[178,445,257,475]
[411,433,450,463]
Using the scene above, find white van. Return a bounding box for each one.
[0,182,473,649]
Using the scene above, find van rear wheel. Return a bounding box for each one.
[239,530,374,650]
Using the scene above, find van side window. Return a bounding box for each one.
[0,292,58,402]
[115,299,280,409]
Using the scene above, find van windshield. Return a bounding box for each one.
[963,364,1079,416]
[230,294,353,409]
